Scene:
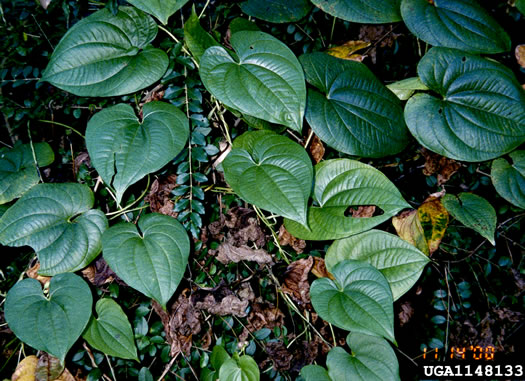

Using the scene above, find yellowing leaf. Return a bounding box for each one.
[392,210,429,255]
[417,196,449,255]
[35,353,64,381]
[516,44,525,69]
[11,356,38,381]
[326,40,371,62]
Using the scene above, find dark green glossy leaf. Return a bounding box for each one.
[0,143,54,204]
[83,298,138,360]
[200,31,306,132]
[442,193,496,244]
[491,151,525,209]
[86,102,189,204]
[284,159,410,240]
[300,53,408,157]
[405,48,525,162]
[326,332,400,381]
[240,0,312,23]
[223,131,313,226]
[184,7,220,64]
[127,0,189,24]
[401,0,510,54]
[311,0,402,23]
[102,213,190,308]
[5,273,92,362]
[301,365,331,381]
[0,183,108,275]
[42,7,168,97]
[310,260,395,342]
[326,230,429,300]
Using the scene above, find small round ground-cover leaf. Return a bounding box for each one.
[442,193,496,244]
[223,130,313,226]
[401,0,510,54]
[491,151,525,209]
[200,31,306,132]
[218,353,260,381]
[0,183,108,275]
[326,230,429,300]
[311,0,402,23]
[41,7,168,97]
[240,0,312,23]
[102,213,190,308]
[86,102,189,204]
[327,332,400,381]
[5,273,92,362]
[311,259,395,342]
[0,142,54,204]
[83,298,138,360]
[405,48,525,162]
[284,159,410,240]
[127,0,189,24]
[300,53,408,157]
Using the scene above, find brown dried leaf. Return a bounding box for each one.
[282,257,313,306]
[193,283,255,318]
[91,257,124,286]
[35,353,64,381]
[81,265,96,284]
[11,355,37,381]
[398,301,414,327]
[54,369,75,381]
[153,289,202,357]
[308,133,325,164]
[421,148,461,185]
[358,24,400,64]
[144,174,179,217]
[278,225,306,254]
[262,342,294,371]
[516,44,525,69]
[240,298,285,341]
[311,257,334,280]
[73,152,90,176]
[326,40,371,62]
[349,205,376,218]
[26,262,51,286]
[215,242,273,265]
[141,84,165,105]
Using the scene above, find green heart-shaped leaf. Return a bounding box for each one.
[442,193,496,244]
[83,298,138,360]
[127,0,189,24]
[405,48,525,162]
[301,365,332,381]
[0,183,108,275]
[491,151,525,209]
[310,260,395,342]
[4,273,92,362]
[300,53,408,157]
[218,353,260,381]
[327,332,400,381]
[401,0,510,54]
[0,142,54,204]
[41,7,168,97]
[326,230,429,300]
[86,102,189,204]
[223,131,313,226]
[240,0,312,23]
[311,0,402,23]
[284,159,410,240]
[184,8,220,64]
[200,31,306,132]
[102,213,190,308]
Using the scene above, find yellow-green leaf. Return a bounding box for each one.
[326,40,370,62]
[11,356,37,381]
[417,196,449,255]
[392,209,429,255]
